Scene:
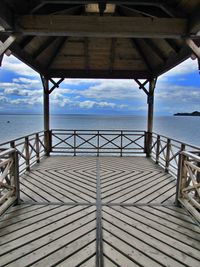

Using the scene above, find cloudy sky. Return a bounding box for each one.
[0,55,199,115]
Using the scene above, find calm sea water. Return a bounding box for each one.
[0,114,199,147]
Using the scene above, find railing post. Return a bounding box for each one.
[120,131,123,157]
[97,131,99,157]
[74,130,76,156]
[11,150,20,205]
[35,133,40,163]
[44,130,52,156]
[146,132,152,157]
[25,137,30,171]
[175,144,186,206]
[10,140,15,149]
[165,138,171,172]
[156,134,160,164]
[195,152,200,198]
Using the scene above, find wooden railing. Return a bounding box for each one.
[51,129,146,156]
[150,132,200,177]
[0,131,46,174]
[0,148,20,215]
[176,151,200,223]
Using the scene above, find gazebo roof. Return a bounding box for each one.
[0,0,200,79]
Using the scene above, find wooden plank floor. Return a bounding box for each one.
[0,156,200,267]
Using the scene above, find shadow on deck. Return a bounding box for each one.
[0,156,200,266]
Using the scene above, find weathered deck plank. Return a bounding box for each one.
[0,156,199,267]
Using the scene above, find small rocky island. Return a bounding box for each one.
[174,111,200,116]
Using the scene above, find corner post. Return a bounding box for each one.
[41,76,51,156]
[146,78,157,157]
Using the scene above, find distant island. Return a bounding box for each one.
[174,111,200,116]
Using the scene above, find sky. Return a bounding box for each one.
[0,55,199,115]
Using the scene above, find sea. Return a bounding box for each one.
[0,114,199,147]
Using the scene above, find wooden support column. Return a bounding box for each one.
[41,76,65,155]
[146,78,157,157]
[41,76,51,156]
[135,78,157,157]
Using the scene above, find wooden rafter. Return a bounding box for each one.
[33,37,57,58]
[19,36,35,49]
[9,42,47,75]
[30,2,45,14]
[144,39,166,62]
[153,46,191,77]
[165,39,180,53]
[84,37,89,70]
[132,39,152,72]
[110,38,116,71]
[46,37,66,69]
[0,1,13,30]
[15,15,187,38]
[119,5,157,18]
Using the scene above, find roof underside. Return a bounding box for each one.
[0,0,200,79]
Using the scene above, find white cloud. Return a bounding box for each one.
[13,77,40,84]
[78,80,144,101]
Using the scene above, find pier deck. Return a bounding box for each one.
[0,156,200,266]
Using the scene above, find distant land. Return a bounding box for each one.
[174,111,200,116]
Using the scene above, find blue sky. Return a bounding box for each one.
[0,55,199,115]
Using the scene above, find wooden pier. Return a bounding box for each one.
[0,154,200,266]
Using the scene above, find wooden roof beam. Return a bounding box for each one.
[144,39,167,62]
[165,39,180,53]
[9,42,47,75]
[132,39,152,72]
[110,38,116,72]
[33,36,57,58]
[19,36,35,49]
[47,69,150,79]
[33,1,175,6]
[46,37,67,69]
[84,37,89,71]
[0,1,13,30]
[15,16,188,39]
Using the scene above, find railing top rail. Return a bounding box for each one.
[52,129,145,132]
[181,151,200,163]
[152,132,200,150]
[0,130,44,147]
[0,148,16,157]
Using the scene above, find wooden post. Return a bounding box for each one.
[35,133,40,163]
[120,131,123,157]
[25,136,30,171]
[165,138,171,172]
[42,76,51,156]
[146,78,157,157]
[156,134,160,164]
[12,150,20,205]
[97,131,100,157]
[175,143,185,206]
[74,130,76,156]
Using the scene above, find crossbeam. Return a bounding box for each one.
[15,15,187,38]
[0,35,16,56]
[186,38,200,59]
